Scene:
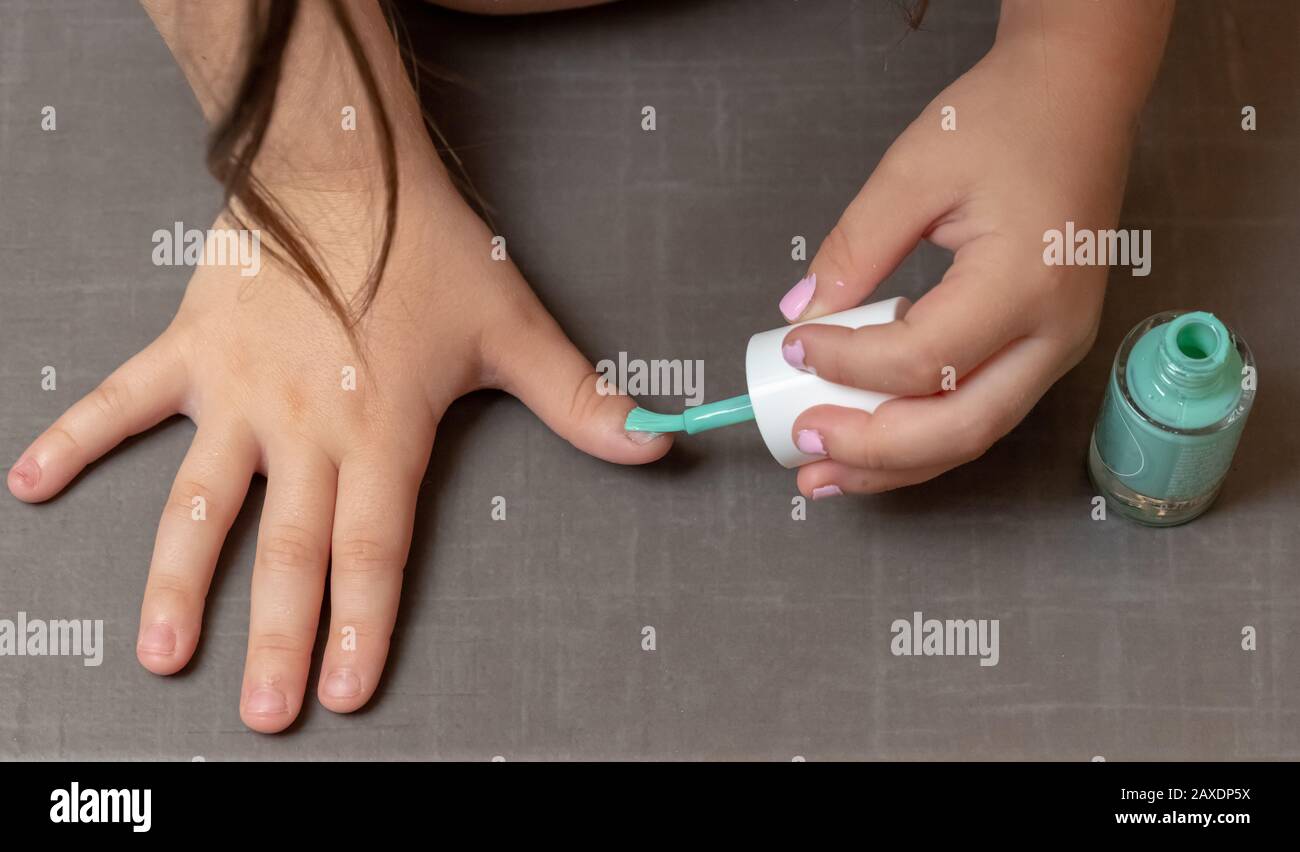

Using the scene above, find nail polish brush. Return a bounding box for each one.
[625,296,911,467]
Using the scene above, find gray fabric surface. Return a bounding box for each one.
[1,0,1296,759]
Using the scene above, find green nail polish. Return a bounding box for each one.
[1088,310,1255,526]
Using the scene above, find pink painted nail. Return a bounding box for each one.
[835,279,846,287]
[324,670,361,699]
[626,430,663,445]
[779,273,817,322]
[811,485,843,500]
[137,623,176,655]
[796,429,826,456]
[8,457,39,488]
[782,339,814,374]
[246,687,288,715]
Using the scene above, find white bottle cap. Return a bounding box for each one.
[745,296,912,468]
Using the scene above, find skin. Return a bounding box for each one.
[780,0,1176,499]
[7,0,669,733]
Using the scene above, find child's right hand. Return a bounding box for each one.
[7,163,669,732]
[774,0,1174,499]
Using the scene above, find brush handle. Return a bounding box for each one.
[682,395,755,434]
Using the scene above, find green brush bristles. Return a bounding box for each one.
[624,407,686,433]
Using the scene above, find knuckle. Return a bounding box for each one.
[89,381,130,420]
[45,424,83,455]
[819,222,862,279]
[249,630,311,658]
[865,445,897,471]
[877,143,924,188]
[898,337,946,394]
[166,479,216,522]
[850,433,889,471]
[144,571,201,605]
[333,536,405,577]
[259,526,325,576]
[565,371,606,431]
[329,620,391,645]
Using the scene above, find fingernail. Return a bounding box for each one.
[626,430,664,445]
[244,686,286,712]
[8,457,40,488]
[324,670,361,699]
[779,272,817,322]
[246,687,288,716]
[782,338,815,373]
[796,429,826,456]
[137,623,176,655]
[811,484,843,500]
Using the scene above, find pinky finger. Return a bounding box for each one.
[7,334,188,503]
[797,459,958,499]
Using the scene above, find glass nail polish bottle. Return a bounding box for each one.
[1088,310,1255,526]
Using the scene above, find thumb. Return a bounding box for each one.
[483,296,673,465]
[778,149,948,323]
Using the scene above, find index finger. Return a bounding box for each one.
[782,238,1034,397]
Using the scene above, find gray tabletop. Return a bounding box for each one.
[1,0,1296,760]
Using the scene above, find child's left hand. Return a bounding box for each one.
[6,161,667,732]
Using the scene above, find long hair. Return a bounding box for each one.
[206,0,398,338]
[899,0,929,30]
[206,0,928,333]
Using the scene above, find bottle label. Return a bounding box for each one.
[1094,382,1244,500]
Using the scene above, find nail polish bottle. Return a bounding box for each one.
[1088,310,1255,526]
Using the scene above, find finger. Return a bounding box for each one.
[777,144,952,323]
[782,238,1034,396]
[796,458,959,498]
[240,447,337,734]
[8,334,188,503]
[484,296,674,465]
[138,419,258,675]
[791,336,1065,471]
[318,450,422,713]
